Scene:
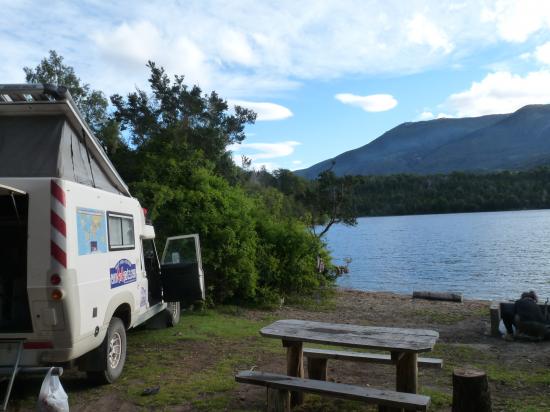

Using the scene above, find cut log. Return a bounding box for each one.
[452,367,492,412]
[413,291,463,303]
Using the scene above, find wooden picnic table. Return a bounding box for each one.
[260,319,439,407]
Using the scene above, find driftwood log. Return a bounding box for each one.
[452,367,492,412]
[413,291,463,303]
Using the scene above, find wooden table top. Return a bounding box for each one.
[260,319,439,353]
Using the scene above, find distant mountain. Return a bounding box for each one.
[295,105,550,179]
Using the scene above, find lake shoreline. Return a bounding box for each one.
[336,286,493,303]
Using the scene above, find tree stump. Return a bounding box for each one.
[452,367,492,412]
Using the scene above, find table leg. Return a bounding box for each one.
[396,352,418,394]
[282,339,304,407]
[380,351,419,412]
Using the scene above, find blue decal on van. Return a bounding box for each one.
[110,259,137,288]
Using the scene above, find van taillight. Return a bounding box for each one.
[23,341,53,349]
[51,289,64,300]
[50,274,61,285]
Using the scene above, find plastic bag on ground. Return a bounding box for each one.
[36,367,69,412]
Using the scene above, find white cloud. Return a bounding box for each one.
[231,141,301,160]
[335,93,397,112]
[482,0,550,43]
[535,41,550,65]
[5,0,550,101]
[219,29,257,67]
[418,111,454,121]
[229,100,293,121]
[0,0,506,99]
[229,140,301,171]
[445,70,550,117]
[292,160,303,165]
[406,14,454,54]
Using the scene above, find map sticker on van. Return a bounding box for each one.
[110,259,137,288]
[77,208,108,255]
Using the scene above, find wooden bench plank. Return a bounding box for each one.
[304,348,443,369]
[236,370,430,411]
[261,319,439,353]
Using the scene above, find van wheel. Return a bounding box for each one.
[166,302,180,327]
[87,317,127,384]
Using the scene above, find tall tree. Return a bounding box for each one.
[23,50,122,155]
[111,61,256,180]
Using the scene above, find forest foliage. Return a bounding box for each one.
[25,52,336,304]
[259,167,550,218]
[351,169,550,216]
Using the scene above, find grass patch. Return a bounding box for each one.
[120,308,275,408]
[432,343,495,368]
[130,309,269,345]
[485,364,550,386]
[420,388,452,410]
[500,396,550,412]
[286,287,337,312]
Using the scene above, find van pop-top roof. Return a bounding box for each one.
[0,84,130,196]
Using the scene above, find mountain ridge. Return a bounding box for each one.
[295,104,550,178]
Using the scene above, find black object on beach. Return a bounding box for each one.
[141,386,160,396]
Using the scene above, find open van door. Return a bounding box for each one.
[160,234,205,304]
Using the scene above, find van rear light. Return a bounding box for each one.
[50,274,61,285]
[23,341,53,349]
[51,289,64,300]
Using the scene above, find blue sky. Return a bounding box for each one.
[2,1,550,171]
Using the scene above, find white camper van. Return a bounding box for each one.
[0,84,205,391]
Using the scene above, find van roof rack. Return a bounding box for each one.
[0,84,69,103]
[0,84,130,196]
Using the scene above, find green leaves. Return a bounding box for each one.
[24,52,335,304]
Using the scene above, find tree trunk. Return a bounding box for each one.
[452,367,492,412]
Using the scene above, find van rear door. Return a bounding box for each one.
[0,184,33,333]
[159,234,205,304]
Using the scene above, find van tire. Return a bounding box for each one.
[87,317,127,384]
[165,302,180,327]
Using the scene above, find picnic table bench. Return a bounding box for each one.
[236,371,431,412]
[251,319,439,410]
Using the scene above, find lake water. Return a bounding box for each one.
[327,210,550,301]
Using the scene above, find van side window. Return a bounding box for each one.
[107,212,135,250]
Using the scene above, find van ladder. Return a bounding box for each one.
[0,339,23,411]
[0,340,64,411]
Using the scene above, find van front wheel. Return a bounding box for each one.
[87,317,127,384]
